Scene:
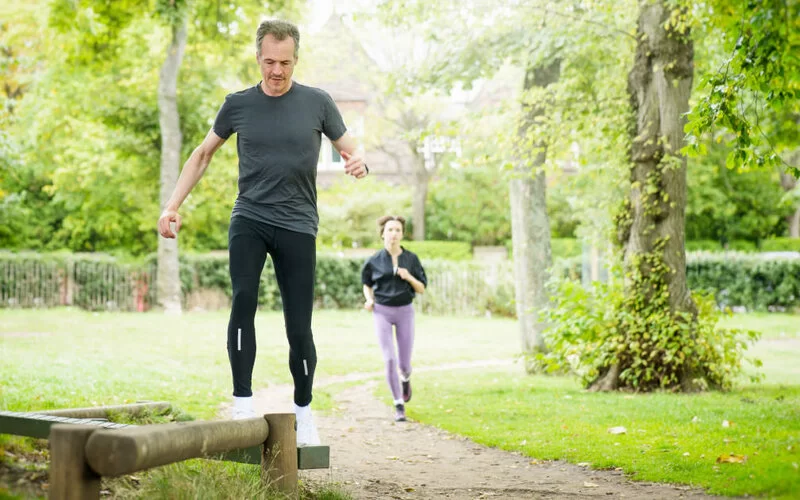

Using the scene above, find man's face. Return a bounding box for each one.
[257,34,296,96]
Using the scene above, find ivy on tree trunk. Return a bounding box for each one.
[593,0,697,391]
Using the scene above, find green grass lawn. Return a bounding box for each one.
[408,368,799,498]
[402,312,800,499]
[0,308,519,419]
[717,312,800,340]
[1,309,798,498]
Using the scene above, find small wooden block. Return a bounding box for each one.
[297,445,329,469]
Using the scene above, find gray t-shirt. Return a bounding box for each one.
[213,82,347,236]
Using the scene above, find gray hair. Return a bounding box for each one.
[256,19,300,59]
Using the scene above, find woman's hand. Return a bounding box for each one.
[397,267,425,294]
[396,267,412,281]
[364,299,374,311]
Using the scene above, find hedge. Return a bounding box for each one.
[0,251,153,312]
[760,238,800,252]
[395,241,472,261]
[2,250,799,314]
[504,238,583,259]
[686,251,800,311]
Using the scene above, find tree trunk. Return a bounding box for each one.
[511,59,559,365]
[591,0,695,391]
[779,151,799,238]
[156,21,187,314]
[789,206,800,239]
[411,149,429,241]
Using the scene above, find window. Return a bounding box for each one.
[318,138,344,172]
[317,113,365,172]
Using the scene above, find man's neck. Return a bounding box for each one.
[261,80,292,97]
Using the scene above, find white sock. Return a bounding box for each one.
[295,403,311,420]
[233,396,253,411]
[400,374,410,382]
[393,399,404,406]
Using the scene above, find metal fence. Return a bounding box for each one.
[1,258,155,312]
[1,255,512,316]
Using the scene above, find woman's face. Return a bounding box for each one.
[383,220,404,246]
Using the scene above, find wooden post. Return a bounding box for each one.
[49,424,100,500]
[262,413,297,497]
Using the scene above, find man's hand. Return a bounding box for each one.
[158,210,182,239]
[340,150,368,179]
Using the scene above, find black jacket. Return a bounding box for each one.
[361,247,427,306]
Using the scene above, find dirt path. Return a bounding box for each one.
[245,362,717,499]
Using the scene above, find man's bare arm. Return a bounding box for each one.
[332,132,368,179]
[158,129,226,238]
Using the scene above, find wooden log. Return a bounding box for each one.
[36,401,172,419]
[262,413,297,496]
[85,417,268,477]
[49,424,101,500]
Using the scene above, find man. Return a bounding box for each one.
[157,19,368,446]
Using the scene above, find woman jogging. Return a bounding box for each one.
[361,215,427,422]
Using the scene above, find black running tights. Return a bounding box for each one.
[227,216,317,406]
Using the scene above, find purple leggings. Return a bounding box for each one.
[373,303,415,402]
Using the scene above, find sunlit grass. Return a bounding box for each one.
[0,308,520,419]
[405,366,799,499]
[2,309,798,498]
[399,313,800,499]
[0,308,518,499]
[717,312,800,339]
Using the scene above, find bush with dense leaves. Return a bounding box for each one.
[537,271,762,391]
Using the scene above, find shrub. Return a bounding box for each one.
[400,241,472,261]
[505,238,582,259]
[550,238,582,259]
[686,240,721,252]
[0,251,152,311]
[726,240,758,252]
[3,250,800,315]
[687,252,800,311]
[760,237,800,252]
[537,272,762,391]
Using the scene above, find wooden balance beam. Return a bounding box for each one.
[0,408,329,470]
[1,402,329,469]
[46,414,301,498]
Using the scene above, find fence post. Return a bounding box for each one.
[64,260,74,307]
[261,413,297,497]
[49,424,100,500]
